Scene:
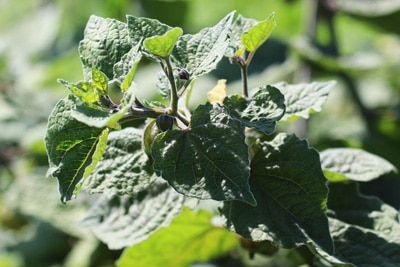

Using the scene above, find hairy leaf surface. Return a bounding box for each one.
[221,133,333,253]
[126,15,172,46]
[275,81,335,121]
[241,12,276,52]
[84,127,158,197]
[143,27,183,58]
[152,103,255,205]
[326,183,400,266]
[79,15,131,80]
[81,181,185,250]
[320,148,397,182]
[226,14,258,56]
[72,82,136,129]
[224,85,285,134]
[113,42,142,90]
[117,207,239,267]
[45,95,109,203]
[171,12,234,78]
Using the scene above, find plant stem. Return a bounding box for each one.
[240,64,249,98]
[163,56,179,116]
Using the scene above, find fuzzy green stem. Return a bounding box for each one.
[164,56,179,116]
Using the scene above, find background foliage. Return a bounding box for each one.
[1,0,400,266]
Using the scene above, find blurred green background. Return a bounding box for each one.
[1,0,400,266]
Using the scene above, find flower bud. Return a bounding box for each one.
[156,114,174,132]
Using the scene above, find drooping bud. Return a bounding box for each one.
[177,68,190,80]
[156,114,174,132]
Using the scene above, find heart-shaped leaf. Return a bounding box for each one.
[221,133,333,253]
[152,103,255,205]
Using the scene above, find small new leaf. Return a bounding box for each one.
[91,68,108,95]
[58,79,99,104]
[242,12,276,52]
[143,27,183,58]
[152,103,255,205]
[224,85,285,134]
[117,207,239,267]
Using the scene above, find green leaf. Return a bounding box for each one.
[221,133,333,253]
[223,85,285,134]
[81,181,185,250]
[226,14,258,56]
[241,12,276,52]
[152,103,256,205]
[84,127,158,197]
[79,15,131,80]
[126,15,172,46]
[58,79,99,104]
[143,27,183,58]
[72,82,137,129]
[331,0,400,16]
[91,68,108,95]
[325,183,400,266]
[45,95,109,203]
[113,43,142,90]
[320,148,397,182]
[117,207,239,267]
[171,11,234,79]
[274,81,335,122]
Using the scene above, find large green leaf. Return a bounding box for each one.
[45,95,109,203]
[321,148,397,182]
[81,181,185,250]
[143,27,183,58]
[224,85,285,134]
[84,127,158,197]
[324,183,400,266]
[221,133,333,253]
[79,15,131,80]
[241,12,276,52]
[171,12,234,78]
[274,81,335,122]
[152,103,255,205]
[117,207,239,267]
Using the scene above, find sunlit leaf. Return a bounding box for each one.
[45,95,109,203]
[84,127,158,197]
[224,85,285,134]
[72,82,137,129]
[171,12,234,78]
[320,148,397,182]
[113,43,142,90]
[79,15,131,80]
[117,207,239,267]
[152,103,256,205]
[143,27,183,58]
[275,81,335,122]
[221,133,333,254]
[58,79,99,104]
[81,181,185,249]
[91,68,108,95]
[241,12,276,52]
